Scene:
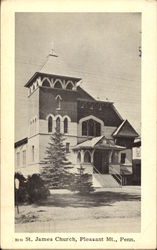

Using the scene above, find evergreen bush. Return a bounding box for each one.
[14,172,50,204]
[26,174,50,203]
[41,127,73,189]
[69,165,95,194]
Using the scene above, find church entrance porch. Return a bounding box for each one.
[73,136,126,187]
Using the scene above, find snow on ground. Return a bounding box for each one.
[15,186,141,233]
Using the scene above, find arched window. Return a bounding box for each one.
[55,95,62,110]
[54,81,62,89]
[66,82,73,90]
[64,118,68,133]
[84,151,91,163]
[82,121,87,136]
[95,122,101,136]
[42,79,50,87]
[88,119,94,136]
[48,116,53,133]
[81,119,101,137]
[77,152,81,163]
[56,117,60,132]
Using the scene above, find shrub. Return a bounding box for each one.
[14,172,50,204]
[26,174,50,203]
[68,166,95,194]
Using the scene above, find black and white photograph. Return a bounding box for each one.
[14,12,142,233]
[1,0,157,248]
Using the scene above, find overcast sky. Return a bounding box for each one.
[15,13,141,141]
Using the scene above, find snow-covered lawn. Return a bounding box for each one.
[15,186,141,233]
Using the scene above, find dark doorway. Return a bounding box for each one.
[94,150,102,173]
[94,150,109,174]
[103,151,109,174]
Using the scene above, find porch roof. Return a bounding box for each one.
[121,165,132,175]
[73,136,125,151]
[112,120,139,138]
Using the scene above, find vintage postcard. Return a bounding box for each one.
[1,0,156,249]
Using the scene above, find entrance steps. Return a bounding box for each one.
[93,174,121,188]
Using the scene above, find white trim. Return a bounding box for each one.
[54,114,63,121]
[55,95,62,110]
[113,120,126,136]
[41,77,51,87]
[34,81,37,89]
[55,94,62,101]
[30,85,33,92]
[32,83,36,91]
[37,77,42,86]
[53,79,64,89]
[46,114,55,120]
[63,115,71,122]
[65,80,74,90]
[79,115,104,126]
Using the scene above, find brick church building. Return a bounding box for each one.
[15,50,139,187]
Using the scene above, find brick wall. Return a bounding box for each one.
[39,87,78,121]
[77,102,122,126]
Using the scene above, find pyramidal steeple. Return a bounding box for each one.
[39,44,80,79]
[48,42,58,57]
[24,45,82,89]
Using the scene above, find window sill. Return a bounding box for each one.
[82,162,91,165]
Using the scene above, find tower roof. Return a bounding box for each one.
[40,54,81,79]
[25,54,81,87]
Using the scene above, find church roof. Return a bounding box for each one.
[77,86,96,101]
[73,136,125,150]
[15,137,28,148]
[25,54,81,87]
[40,54,81,79]
[112,120,139,138]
